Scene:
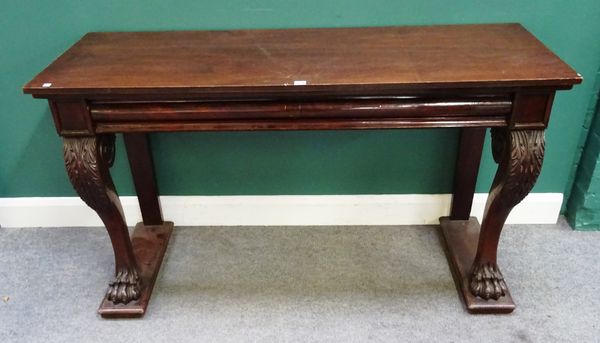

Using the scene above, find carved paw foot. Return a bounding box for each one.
[106,267,141,304]
[469,262,508,300]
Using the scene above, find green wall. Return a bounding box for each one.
[566,68,600,230]
[2,1,600,199]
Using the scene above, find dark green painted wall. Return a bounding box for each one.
[2,1,600,198]
[566,68,600,230]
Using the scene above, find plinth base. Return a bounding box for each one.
[439,217,515,314]
[98,221,173,318]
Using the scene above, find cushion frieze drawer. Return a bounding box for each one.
[91,97,511,132]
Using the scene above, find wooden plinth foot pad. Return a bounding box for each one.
[439,217,515,314]
[98,221,173,318]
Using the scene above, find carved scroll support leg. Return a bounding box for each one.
[470,129,544,299]
[63,134,172,318]
[64,134,140,304]
[440,128,544,313]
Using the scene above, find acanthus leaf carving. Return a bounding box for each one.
[491,128,545,209]
[63,135,116,213]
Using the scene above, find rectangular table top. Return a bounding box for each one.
[24,24,581,97]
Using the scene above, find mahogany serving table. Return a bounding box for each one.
[24,24,581,317]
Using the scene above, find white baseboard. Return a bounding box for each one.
[0,193,562,228]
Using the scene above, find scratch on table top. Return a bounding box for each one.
[256,43,307,83]
[256,44,277,63]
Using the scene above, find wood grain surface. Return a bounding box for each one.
[24,24,581,97]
